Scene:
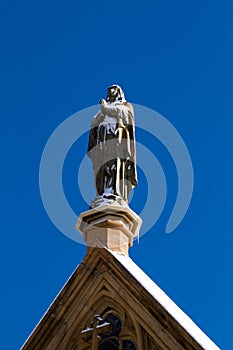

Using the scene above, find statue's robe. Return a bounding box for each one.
[88,101,137,202]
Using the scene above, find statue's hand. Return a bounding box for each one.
[117,116,125,128]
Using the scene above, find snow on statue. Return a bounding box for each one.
[88,85,138,208]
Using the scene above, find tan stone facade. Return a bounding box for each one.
[21,247,219,350]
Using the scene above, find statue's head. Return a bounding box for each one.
[106,85,126,103]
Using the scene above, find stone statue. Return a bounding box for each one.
[88,85,138,208]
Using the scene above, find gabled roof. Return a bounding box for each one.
[111,251,219,350]
[21,247,220,350]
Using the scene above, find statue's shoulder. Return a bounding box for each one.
[123,101,134,117]
[124,101,132,108]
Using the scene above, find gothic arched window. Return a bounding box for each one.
[80,312,137,350]
[98,314,136,350]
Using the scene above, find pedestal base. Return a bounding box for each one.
[76,205,142,255]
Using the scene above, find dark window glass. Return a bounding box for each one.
[99,338,119,350]
[100,314,122,338]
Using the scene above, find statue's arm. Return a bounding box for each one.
[100,99,120,117]
[100,100,133,127]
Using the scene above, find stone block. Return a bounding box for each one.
[76,205,142,255]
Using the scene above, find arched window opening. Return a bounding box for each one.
[81,312,137,350]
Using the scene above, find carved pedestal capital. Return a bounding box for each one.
[76,205,142,255]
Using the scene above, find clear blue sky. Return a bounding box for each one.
[0,1,232,349]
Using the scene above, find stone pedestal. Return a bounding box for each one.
[76,205,142,255]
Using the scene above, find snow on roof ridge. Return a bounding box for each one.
[111,251,220,350]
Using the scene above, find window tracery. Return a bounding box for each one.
[78,311,137,350]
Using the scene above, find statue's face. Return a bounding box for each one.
[107,85,118,102]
